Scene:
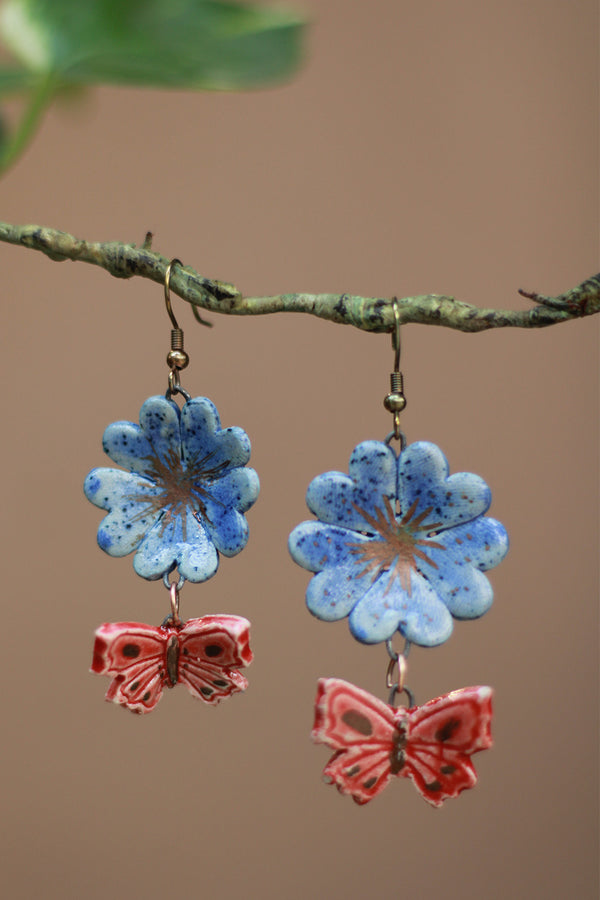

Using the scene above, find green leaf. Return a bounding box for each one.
[0,0,306,90]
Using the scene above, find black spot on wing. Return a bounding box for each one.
[122,643,140,658]
[341,709,373,736]
[435,717,461,742]
[424,780,442,793]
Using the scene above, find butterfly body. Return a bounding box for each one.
[312,678,492,806]
[91,615,252,714]
[389,721,408,774]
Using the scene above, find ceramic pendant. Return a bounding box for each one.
[289,440,508,647]
[91,615,253,714]
[312,677,493,806]
[84,395,260,582]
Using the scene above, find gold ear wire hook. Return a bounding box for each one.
[384,298,407,440]
[164,258,212,329]
[164,258,183,330]
[164,258,190,397]
[392,298,401,371]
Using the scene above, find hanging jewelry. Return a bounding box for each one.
[85,260,259,713]
[289,301,507,804]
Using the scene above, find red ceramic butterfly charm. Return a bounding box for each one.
[312,678,492,806]
[91,615,252,714]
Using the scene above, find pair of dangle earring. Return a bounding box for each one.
[84,275,507,806]
[85,261,259,713]
[289,302,508,806]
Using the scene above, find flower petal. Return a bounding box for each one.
[102,421,155,477]
[209,467,260,514]
[202,506,249,557]
[138,396,182,464]
[196,468,259,556]
[306,441,397,531]
[398,442,491,531]
[306,562,372,621]
[177,516,220,582]
[288,521,370,573]
[180,398,252,472]
[133,513,218,582]
[84,468,162,556]
[421,516,508,617]
[426,565,494,619]
[349,571,453,646]
[102,396,181,477]
[441,517,509,571]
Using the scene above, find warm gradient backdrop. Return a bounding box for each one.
[1,1,598,898]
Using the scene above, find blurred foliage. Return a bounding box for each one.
[0,0,306,172]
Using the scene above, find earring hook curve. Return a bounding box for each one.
[164,258,183,329]
[164,258,212,328]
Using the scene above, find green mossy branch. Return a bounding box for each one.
[1,221,598,334]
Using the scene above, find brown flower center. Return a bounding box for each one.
[125,448,229,540]
[346,496,446,595]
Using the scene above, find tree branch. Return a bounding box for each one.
[1,221,598,333]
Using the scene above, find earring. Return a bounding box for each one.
[84,260,259,714]
[289,301,508,806]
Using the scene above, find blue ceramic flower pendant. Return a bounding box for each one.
[84,395,259,582]
[288,440,508,647]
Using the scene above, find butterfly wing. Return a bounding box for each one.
[91,622,168,714]
[176,615,253,705]
[402,685,493,806]
[312,678,398,804]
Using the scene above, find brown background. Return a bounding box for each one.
[1,1,598,898]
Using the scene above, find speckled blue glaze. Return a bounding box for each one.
[84,396,259,582]
[288,440,508,647]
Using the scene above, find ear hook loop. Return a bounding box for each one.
[164,258,183,329]
[164,258,192,401]
[383,298,407,447]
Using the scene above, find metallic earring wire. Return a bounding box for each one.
[164,258,184,329]
[164,257,212,328]
[164,258,213,399]
[164,258,189,399]
[384,298,407,445]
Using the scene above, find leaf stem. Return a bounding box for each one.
[0,74,56,176]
